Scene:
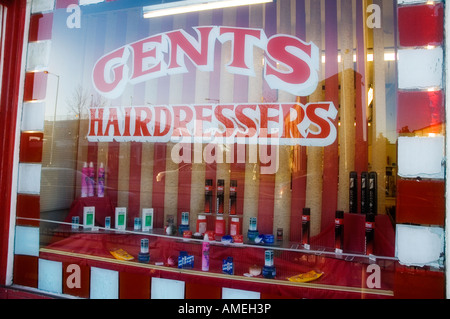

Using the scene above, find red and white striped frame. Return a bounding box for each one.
[13,0,55,290]
[395,0,446,298]
[12,0,118,290]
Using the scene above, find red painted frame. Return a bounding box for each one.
[0,0,27,285]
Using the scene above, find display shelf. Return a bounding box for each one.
[26,217,398,264]
[39,246,394,297]
[17,217,397,298]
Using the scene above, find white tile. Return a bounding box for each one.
[90,267,119,299]
[31,0,55,14]
[222,287,261,299]
[396,224,444,267]
[397,136,445,179]
[38,259,63,294]
[398,48,443,89]
[18,163,41,194]
[26,41,52,72]
[21,102,45,132]
[151,278,185,299]
[14,226,40,257]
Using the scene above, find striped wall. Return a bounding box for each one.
[12,0,446,299]
[394,0,446,299]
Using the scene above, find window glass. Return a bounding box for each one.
[15,0,444,298]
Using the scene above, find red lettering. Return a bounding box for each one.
[86,102,336,146]
[195,105,213,138]
[172,105,193,137]
[89,108,104,137]
[219,27,264,74]
[92,47,129,99]
[92,26,320,99]
[130,35,164,80]
[123,107,132,137]
[166,27,215,71]
[214,105,235,137]
[305,103,333,139]
[134,107,152,137]
[259,104,279,138]
[154,106,172,137]
[104,108,120,137]
[265,35,312,85]
[235,104,257,138]
[281,103,304,139]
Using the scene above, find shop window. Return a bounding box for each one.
[12,0,445,299]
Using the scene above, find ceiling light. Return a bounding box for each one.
[143,0,273,19]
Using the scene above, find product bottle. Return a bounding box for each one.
[81,162,88,198]
[335,210,344,253]
[361,172,369,214]
[202,242,210,271]
[215,216,225,236]
[138,238,150,263]
[365,213,375,255]
[276,228,283,241]
[229,180,237,215]
[105,216,111,229]
[196,215,207,234]
[249,216,257,231]
[368,172,378,216]
[97,162,105,197]
[140,238,149,254]
[229,217,241,236]
[262,250,276,279]
[181,211,189,226]
[205,179,213,213]
[88,162,95,197]
[178,211,190,234]
[216,179,224,214]
[247,216,259,242]
[301,208,310,248]
[349,171,357,213]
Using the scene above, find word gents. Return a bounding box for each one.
[92,26,319,99]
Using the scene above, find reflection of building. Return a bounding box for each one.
[412,124,446,138]
[41,119,79,213]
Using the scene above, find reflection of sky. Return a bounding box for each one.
[45,7,84,119]
[46,0,158,119]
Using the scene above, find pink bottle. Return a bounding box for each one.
[202,242,210,271]
[81,162,88,198]
[88,162,95,197]
[97,162,105,197]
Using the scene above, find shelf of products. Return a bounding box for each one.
[28,199,397,299]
